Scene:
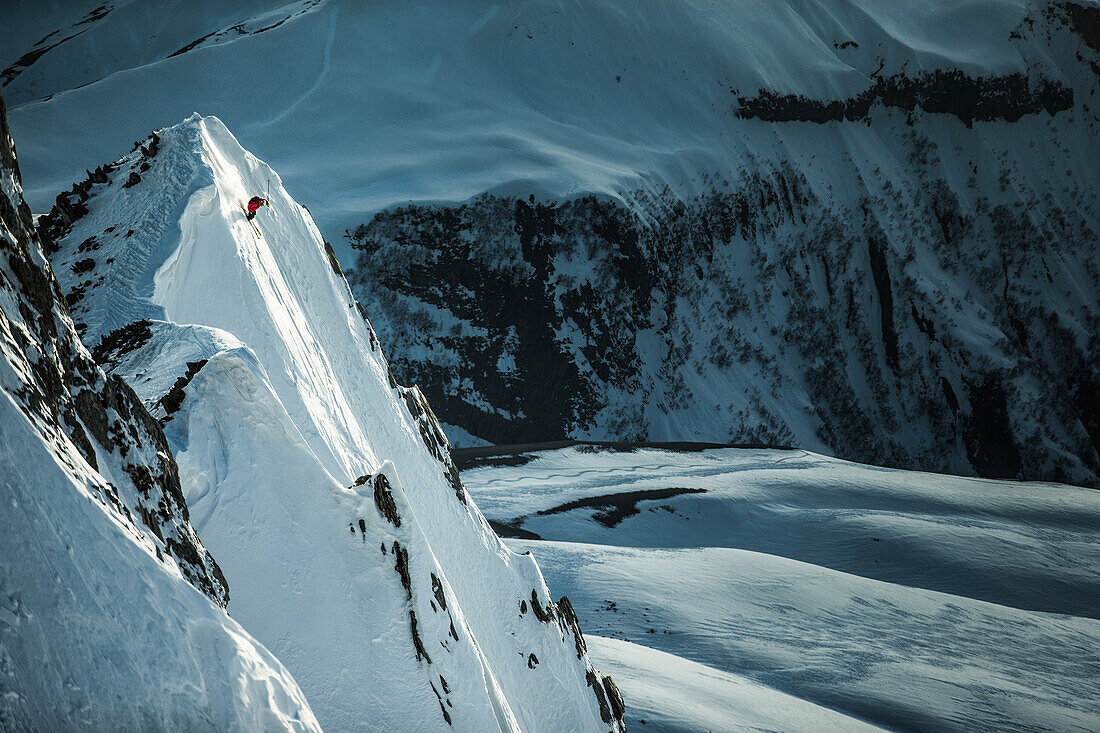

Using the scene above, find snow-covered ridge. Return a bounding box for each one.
[45,113,626,731]
[0,92,320,732]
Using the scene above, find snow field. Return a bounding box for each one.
[6,0,1093,267]
[586,636,888,733]
[463,446,1100,732]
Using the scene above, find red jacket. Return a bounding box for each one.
[247,197,267,213]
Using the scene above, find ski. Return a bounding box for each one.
[240,205,263,237]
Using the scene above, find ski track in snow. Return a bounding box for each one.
[260,3,338,129]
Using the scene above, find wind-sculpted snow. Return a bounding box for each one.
[0,96,227,608]
[2,0,1095,238]
[0,92,319,732]
[464,446,1100,732]
[45,114,626,731]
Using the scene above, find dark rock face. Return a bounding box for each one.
[347,195,645,445]
[964,377,1023,479]
[393,541,411,600]
[156,358,208,419]
[409,609,431,664]
[349,163,1099,485]
[35,162,116,256]
[323,239,343,275]
[429,680,452,725]
[534,487,708,528]
[529,589,555,623]
[0,91,229,607]
[603,676,626,721]
[1054,1,1100,52]
[554,594,626,730]
[431,572,448,610]
[586,669,613,725]
[865,222,898,371]
[556,596,587,659]
[735,69,1073,127]
[372,472,402,527]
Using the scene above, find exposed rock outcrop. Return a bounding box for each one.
[0,93,228,606]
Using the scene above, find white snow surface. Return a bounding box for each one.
[4,0,1098,481]
[48,115,621,732]
[1,0,1085,264]
[463,446,1100,732]
[0,106,320,731]
[0,397,322,733]
[585,636,887,733]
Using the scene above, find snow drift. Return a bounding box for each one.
[44,113,625,732]
[0,93,319,732]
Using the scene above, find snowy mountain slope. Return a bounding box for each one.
[463,446,1100,732]
[342,0,1100,485]
[0,399,322,733]
[463,446,1100,617]
[584,637,888,733]
[531,541,1099,733]
[0,92,319,732]
[45,114,626,732]
[2,0,1092,222]
[7,0,1094,484]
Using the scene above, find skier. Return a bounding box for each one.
[245,196,269,221]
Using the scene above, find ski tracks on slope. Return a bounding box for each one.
[262,4,338,128]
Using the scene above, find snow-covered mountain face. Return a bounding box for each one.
[6,0,1094,485]
[0,93,319,732]
[42,113,625,732]
[345,2,1100,486]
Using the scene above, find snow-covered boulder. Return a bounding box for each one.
[0,92,319,732]
[45,113,625,732]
